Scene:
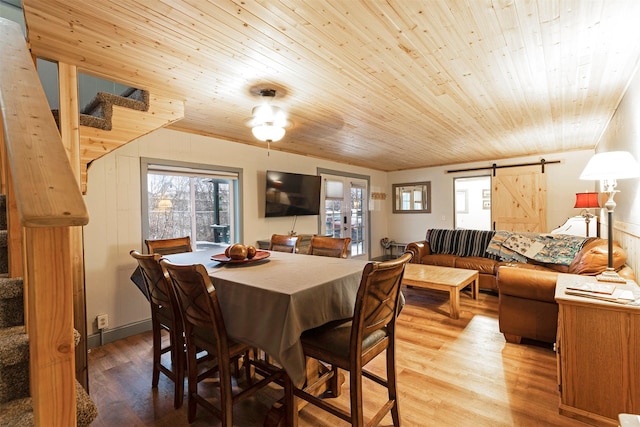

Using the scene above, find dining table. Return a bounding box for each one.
[163,248,370,387]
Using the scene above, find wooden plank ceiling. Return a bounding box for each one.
[21,0,640,171]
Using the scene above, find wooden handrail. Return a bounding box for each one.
[0,17,89,426]
[0,18,88,227]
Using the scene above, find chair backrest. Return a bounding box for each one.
[307,236,351,258]
[160,260,229,356]
[145,236,193,255]
[130,250,183,333]
[269,234,301,253]
[351,252,413,354]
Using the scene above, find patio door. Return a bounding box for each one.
[319,173,369,258]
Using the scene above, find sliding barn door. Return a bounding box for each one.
[491,165,547,232]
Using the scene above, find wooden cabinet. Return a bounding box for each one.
[555,274,640,426]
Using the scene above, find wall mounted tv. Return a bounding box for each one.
[265,170,321,217]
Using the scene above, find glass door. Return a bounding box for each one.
[320,173,368,258]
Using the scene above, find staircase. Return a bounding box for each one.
[0,195,98,426]
[51,85,183,193]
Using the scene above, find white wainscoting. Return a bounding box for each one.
[614,220,640,279]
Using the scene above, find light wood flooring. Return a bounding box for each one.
[87,286,589,427]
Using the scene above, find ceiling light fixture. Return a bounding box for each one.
[251,89,287,142]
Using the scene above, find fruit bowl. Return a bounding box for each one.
[211,250,270,264]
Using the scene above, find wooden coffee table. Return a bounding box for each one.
[402,264,479,319]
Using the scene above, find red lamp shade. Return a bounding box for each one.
[574,192,600,209]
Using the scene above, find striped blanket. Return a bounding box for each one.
[427,229,498,259]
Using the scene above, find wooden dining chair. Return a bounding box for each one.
[145,236,193,255]
[129,250,186,408]
[307,235,351,258]
[284,251,413,427]
[269,234,301,253]
[159,259,283,425]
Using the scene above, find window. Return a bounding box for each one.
[141,159,242,250]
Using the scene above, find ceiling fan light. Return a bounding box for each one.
[252,103,275,123]
[272,109,287,127]
[251,88,287,143]
[252,124,285,142]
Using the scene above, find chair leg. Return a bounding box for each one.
[350,366,364,427]
[219,356,234,427]
[387,347,400,426]
[243,348,254,385]
[283,373,298,427]
[172,335,185,409]
[186,341,199,423]
[151,317,161,388]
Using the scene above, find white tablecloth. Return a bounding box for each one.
[165,249,369,385]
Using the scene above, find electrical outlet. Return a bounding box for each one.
[96,314,108,330]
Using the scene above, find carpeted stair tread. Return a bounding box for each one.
[0,326,29,404]
[52,87,149,131]
[0,380,98,427]
[0,326,28,367]
[75,380,99,427]
[0,277,24,328]
[0,397,33,426]
[0,277,22,299]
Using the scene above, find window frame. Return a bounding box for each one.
[140,157,243,251]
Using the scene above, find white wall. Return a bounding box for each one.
[386,150,595,244]
[83,128,389,335]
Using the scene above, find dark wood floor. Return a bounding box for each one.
[87,286,589,426]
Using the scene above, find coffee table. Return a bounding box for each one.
[402,264,479,319]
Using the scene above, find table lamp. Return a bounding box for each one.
[579,151,640,282]
[573,192,600,237]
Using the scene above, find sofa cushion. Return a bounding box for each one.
[418,254,457,267]
[454,256,498,275]
[427,229,497,258]
[493,261,556,275]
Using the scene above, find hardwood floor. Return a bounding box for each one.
[87,287,588,426]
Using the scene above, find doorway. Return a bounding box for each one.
[318,170,369,258]
[454,176,491,230]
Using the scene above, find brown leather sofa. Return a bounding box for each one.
[406,229,509,292]
[497,239,634,344]
[406,229,636,344]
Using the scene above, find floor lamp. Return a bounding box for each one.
[573,192,600,237]
[579,151,640,283]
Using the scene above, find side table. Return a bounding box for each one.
[555,273,640,426]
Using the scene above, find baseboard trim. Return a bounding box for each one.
[87,318,152,349]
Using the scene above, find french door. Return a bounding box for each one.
[319,172,369,258]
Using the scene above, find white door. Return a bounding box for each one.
[320,174,368,258]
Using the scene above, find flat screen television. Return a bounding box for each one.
[265,170,321,217]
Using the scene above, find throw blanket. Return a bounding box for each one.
[486,231,589,266]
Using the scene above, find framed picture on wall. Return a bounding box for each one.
[483,200,491,209]
[482,189,491,198]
